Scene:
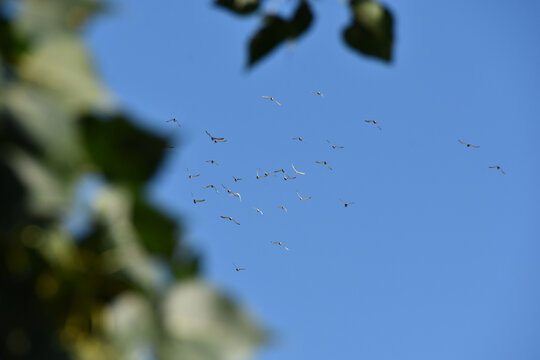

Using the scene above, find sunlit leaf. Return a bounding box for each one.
[5,83,84,167]
[92,185,171,294]
[162,281,265,360]
[8,149,70,217]
[343,0,394,61]
[16,0,107,36]
[5,33,111,167]
[16,34,111,111]
[103,292,155,355]
[1,1,266,360]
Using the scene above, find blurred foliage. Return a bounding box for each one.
[216,0,260,15]
[248,1,313,67]
[216,0,395,67]
[344,0,394,61]
[0,0,264,359]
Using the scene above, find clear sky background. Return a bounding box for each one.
[85,1,540,359]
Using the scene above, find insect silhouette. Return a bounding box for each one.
[365,120,381,130]
[315,161,333,170]
[202,185,219,193]
[187,168,200,179]
[166,118,181,126]
[489,165,505,174]
[222,184,241,201]
[191,193,205,204]
[270,241,289,250]
[229,192,242,201]
[297,191,312,201]
[262,96,281,106]
[458,140,479,148]
[292,163,306,175]
[221,216,240,225]
[263,169,276,177]
[234,264,246,271]
[205,130,227,143]
[327,140,344,149]
[256,169,267,180]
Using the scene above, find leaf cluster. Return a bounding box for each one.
[0,1,263,359]
[216,0,395,67]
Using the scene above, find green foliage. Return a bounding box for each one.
[216,0,260,15]
[248,1,313,67]
[288,1,313,39]
[343,0,394,61]
[80,114,168,191]
[131,197,179,258]
[248,16,289,67]
[219,0,395,67]
[0,15,29,64]
[1,0,399,358]
[0,1,264,359]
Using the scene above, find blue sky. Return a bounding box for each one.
[86,1,540,359]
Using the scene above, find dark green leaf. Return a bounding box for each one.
[0,15,30,65]
[248,15,289,67]
[80,113,168,190]
[247,1,314,68]
[172,244,201,279]
[132,196,178,258]
[289,1,313,39]
[0,160,27,237]
[215,0,260,15]
[343,0,394,61]
[77,224,135,300]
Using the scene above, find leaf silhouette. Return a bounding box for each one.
[343,0,394,61]
[81,113,168,191]
[289,1,314,39]
[248,1,314,68]
[215,0,260,15]
[248,15,289,67]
